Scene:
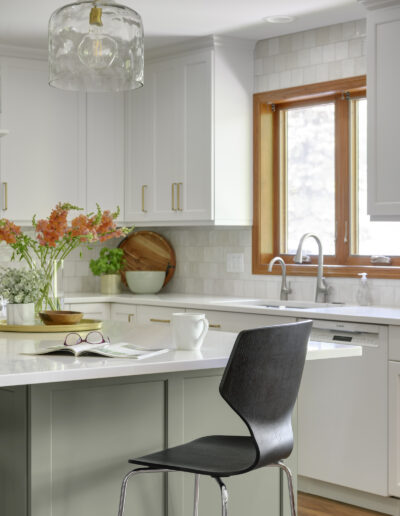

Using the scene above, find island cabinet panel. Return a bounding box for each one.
[0,386,28,516]
[180,373,280,516]
[29,377,166,516]
[1,370,290,516]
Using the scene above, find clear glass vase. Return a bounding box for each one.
[36,260,64,313]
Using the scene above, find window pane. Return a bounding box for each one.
[355,99,400,256]
[285,104,336,255]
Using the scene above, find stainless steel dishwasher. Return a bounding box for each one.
[298,318,388,496]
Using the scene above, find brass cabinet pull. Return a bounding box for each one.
[171,183,176,211]
[150,318,171,324]
[128,314,135,323]
[177,182,183,211]
[141,185,148,213]
[210,324,221,329]
[3,182,7,211]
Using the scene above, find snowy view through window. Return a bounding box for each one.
[286,103,335,255]
[284,98,399,258]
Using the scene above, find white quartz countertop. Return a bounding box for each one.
[65,292,400,325]
[0,322,361,387]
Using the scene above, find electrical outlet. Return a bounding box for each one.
[226,253,244,273]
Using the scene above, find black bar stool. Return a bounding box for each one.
[117,320,312,516]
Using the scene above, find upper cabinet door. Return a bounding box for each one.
[176,51,213,221]
[86,92,124,220]
[367,6,400,220]
[125,51,213,224]
[0,57,86,223]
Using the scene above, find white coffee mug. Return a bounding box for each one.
[172,313,209,350]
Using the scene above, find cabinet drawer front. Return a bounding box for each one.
[188,309,295,332]
[68,303,111,321]
[110,303,137,324]
[136,305,184,326]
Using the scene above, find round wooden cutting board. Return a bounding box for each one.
[119,231,176,286]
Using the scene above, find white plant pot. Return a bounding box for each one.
[7,303,35,325]
[100,274,121,295]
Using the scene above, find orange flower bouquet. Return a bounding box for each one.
[0,203,132,311]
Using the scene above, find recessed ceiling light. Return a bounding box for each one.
[264,15,296,24]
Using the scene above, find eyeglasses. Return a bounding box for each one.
[64,331,110,347]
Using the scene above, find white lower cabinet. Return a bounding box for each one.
[389,360,400,496]
[136,305,184,326]
[110,303,136,324]
[67,303,111,321]
[188,309,295,332]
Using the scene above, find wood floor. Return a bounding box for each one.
[298,492,387,516]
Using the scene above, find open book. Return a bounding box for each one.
[27,341,169,360]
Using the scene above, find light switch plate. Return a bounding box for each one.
[226,253,244,273]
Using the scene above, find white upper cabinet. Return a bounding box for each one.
[86,92,125,220]
[125,37,254,226]
[0,57,86,223]
[366,3,400,219]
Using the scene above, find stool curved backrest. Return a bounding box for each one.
[219,320,312,470]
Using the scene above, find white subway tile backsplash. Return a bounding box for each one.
[268,37,280,56]
[291,68,304,87]
[310,46,323,65]
[303,30,317,49]
[335,41,349,61]
[349,38,363,58]
[329,23,343,43]
[322,43,335,63]
[342,21,357,41]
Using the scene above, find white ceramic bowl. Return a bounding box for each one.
[126,271,166,294]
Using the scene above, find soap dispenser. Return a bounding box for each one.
[356,273,372,306]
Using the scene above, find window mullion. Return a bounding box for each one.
[335,95,351,265]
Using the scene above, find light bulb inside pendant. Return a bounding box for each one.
[78,6,117,69]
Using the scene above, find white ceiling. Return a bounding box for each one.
[0,0,366,51]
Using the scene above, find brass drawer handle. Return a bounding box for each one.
[128,314,135,323]
[3,182,8,211]
[210,324,221,329]
[171,183,176,211]
[141,185,148,213]
[150,318,171,324]
[177,182,183,211]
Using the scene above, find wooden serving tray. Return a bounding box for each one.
[0,319,102,333]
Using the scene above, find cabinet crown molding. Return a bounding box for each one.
[358,0,400,10]
[145,35,255,62]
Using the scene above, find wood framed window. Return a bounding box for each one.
[253,75,400,279]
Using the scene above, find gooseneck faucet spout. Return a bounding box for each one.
[268,256,292,301]
[294,233,329,303]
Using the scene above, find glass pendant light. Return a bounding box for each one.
[48,0,144,92]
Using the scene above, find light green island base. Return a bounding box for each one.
[0,369,296,516]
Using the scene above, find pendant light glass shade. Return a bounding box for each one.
[48,0,144,92]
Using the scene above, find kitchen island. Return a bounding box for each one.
[0,322,361,516]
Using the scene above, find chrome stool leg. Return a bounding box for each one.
[277,461,296,516]
[117,467,174,516]
[193,474,200,516]
[215,477,228,516]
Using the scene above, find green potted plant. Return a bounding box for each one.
[0,268,46,325]
[90,248,125,295]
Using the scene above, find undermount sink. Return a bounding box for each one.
[215,299,344,310]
